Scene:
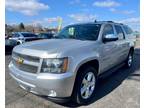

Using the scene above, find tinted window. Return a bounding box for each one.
[103,24,114,36]
[21,33,37,37]
[57,24,101,41]
[12,33,20,37]
[115,25,125,39]
[123,26,133,34]
[38,33,53,39]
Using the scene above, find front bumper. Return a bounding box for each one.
[9,62,75,98]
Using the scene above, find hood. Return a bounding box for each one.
[13,39,94,58]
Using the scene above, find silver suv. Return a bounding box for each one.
[9,21,136,104]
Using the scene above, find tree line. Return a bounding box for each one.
[5,22,58,35]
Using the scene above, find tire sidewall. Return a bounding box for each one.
[127,50,134,67]
[73,66,98,104]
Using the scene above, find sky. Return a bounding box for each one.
[5,0,140,31]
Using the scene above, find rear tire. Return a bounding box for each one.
[72,66,98,105]
[125,50,134,68]
[17,42,20,45]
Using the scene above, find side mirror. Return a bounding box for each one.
[103,34,118,42]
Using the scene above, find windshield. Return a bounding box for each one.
[56,24,101,41]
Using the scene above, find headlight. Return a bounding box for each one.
[41,57,68,73]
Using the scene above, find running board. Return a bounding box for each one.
[98,63,125,79]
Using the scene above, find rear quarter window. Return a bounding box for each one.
[123,26,133,34]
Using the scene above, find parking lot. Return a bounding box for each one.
[5,48,140,108]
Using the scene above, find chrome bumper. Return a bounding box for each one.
[9,62,75,98]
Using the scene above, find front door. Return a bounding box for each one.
[99,24,119,73]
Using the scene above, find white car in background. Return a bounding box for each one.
[9,32,39,44]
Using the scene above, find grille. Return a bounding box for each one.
[12,52,40,74]
[12,59,38,73]
[12,52,40,63]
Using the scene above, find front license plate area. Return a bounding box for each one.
[19,83,32,92]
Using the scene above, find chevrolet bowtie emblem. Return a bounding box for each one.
[17,58,24,64]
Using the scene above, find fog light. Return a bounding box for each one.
[48,90,57,97]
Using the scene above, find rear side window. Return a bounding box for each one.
[114,25,125,40]
[123,26,133,34]
[102,24,114,36]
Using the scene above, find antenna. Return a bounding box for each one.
[94,20,97,23]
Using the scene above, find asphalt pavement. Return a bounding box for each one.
[5,48,140,108]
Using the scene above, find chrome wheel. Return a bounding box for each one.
[80,72,96,99]
[128,54,132,67]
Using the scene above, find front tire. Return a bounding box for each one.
[72,66,97,105]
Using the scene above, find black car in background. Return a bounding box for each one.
[6,32,39,54]
[5,38,17,54]
[5,32,54,54]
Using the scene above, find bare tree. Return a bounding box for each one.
[19,23,25,31]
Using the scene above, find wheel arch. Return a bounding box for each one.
[71,59,99,99]
[76,59,99,74]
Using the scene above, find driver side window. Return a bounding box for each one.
[103,24,114,37]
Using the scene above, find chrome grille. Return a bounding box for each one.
[12,52,40,63]
[12,59,38,73]
[12,52,40,74]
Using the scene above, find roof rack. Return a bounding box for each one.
[93,20,125,25]
[94,20,115,23]
[106,21,114,23]
[119,23,124,25]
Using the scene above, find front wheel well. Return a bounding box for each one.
[77,59,99,75]
[71,59,99,100]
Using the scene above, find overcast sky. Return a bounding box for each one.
[5,0,140,31]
